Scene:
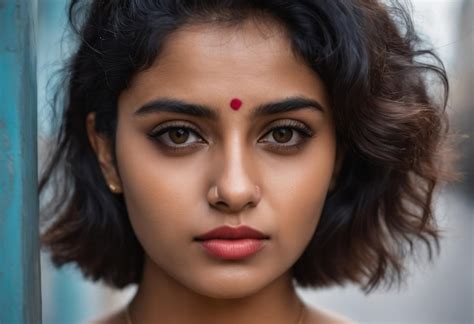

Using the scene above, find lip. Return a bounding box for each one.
[195,225,269,241]
[194,226,269,260]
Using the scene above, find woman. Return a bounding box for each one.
[39,0,452,323]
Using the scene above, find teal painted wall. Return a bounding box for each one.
[0,0,41,323]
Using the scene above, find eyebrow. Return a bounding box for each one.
[134,96,325,120]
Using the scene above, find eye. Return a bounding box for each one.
[148,120,314,154]
[148,122,205,152]
[259,120,314,152]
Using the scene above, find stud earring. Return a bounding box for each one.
[108,183,120,193]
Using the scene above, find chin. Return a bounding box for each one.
[193,283,265,300]
[185,270,274,300]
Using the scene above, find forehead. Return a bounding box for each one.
[159,19,294,71]
[121,19,329,115]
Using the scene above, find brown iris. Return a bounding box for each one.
[169,128,189,144]
[272,128,292,143]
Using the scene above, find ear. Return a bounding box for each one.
[329,146,345,192]
[86,112,123,193]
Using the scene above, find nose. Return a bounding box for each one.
[207,142,261,214]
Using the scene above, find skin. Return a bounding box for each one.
[87,18,351,324]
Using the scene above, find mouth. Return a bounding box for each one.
[194,225,270,260]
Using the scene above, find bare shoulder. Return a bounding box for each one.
[86,308,127,324]
[303,304,355,324]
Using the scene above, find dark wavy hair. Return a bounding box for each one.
[39,0,452,293]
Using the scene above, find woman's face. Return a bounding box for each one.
[114,20,337,298]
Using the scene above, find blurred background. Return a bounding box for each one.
[37,0,473,323]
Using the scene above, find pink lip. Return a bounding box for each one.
[199,239,265,260]
[195,226,269,260]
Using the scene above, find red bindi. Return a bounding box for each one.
[230,98,242,110]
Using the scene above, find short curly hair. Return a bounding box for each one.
[40,0,451,292]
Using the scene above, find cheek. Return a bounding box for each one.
[113,124,205,256]
[266,130,336,258]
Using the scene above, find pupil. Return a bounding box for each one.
[170,129,188,144]
[273,128,292,143]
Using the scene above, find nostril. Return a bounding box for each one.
[215,201,227,208]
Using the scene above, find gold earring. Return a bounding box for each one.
[108,183,120,193]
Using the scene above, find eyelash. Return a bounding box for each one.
[147,120,314,154]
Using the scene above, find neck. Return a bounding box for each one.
[128,256,304,324]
